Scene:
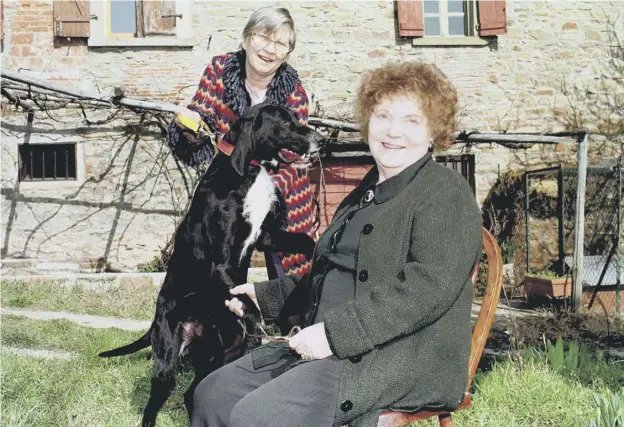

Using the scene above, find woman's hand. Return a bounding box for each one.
[288,322,333,360]
[175,107,202,125]
[225,283,259,317]
[174,107,202,144]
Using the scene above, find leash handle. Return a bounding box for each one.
[238,321,301,343]
[175,112,219,151]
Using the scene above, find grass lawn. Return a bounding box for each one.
[1,316,191,427]
[1,279,622,426]
[1,279,157,320]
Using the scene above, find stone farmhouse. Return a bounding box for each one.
[1,0,621,273]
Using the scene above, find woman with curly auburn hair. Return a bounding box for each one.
[192,61,481,427]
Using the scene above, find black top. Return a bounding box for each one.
[313,153,432,324]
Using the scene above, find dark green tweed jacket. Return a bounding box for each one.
[255,155,482,427]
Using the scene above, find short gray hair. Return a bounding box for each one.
[242,6,296,51]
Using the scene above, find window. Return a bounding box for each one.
[18,144,77,182]
[52,0,193,47]
[109,0,137,38]
[423,0,477,37]
[396,0,507,46]
[435,154,476,194]
[91,0,193,46]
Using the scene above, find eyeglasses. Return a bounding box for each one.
[251,33,291,56]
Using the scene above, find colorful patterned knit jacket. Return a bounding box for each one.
[166,49,315,277]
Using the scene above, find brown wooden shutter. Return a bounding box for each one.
[53,0,90,38]
[396,0,424,37]
[478,0,507,36]
[137,0,177,37]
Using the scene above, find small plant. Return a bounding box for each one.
[545,336,592,374]
[137,255,166,273]
[589,388,624,427]
[526,270,564,279]
[500,238,517,264]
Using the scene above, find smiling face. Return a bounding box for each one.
[242,25,292,78]
[367,97,432,182]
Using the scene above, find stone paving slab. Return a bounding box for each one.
[1,308,151,331]
[2,346,75,360]
[1,268,270,291]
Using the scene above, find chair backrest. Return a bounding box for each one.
[466,227,503,391]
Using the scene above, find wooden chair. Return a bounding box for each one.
[377,227,503,427]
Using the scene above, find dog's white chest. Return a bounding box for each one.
[240,167,277,261]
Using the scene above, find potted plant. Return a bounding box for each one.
[523,270,573,301]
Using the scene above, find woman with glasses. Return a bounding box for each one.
[190,61,483,427]
[167,6,315,278]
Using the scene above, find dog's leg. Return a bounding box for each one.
[183,329,223,420]
[141,324,180,427]
[254,207,316,259]
[142,359,176,427]
[255,228,316,259]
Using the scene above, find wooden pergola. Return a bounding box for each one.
[1,68,590,311]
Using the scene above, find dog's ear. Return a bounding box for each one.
[228,116,255,176]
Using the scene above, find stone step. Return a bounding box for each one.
[1,254,270,276]
[2,346,75,360]
[2,308,151,331]
[1,268,270,290]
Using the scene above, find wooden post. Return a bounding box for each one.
[557,165,565,276]
[572,132,589,312]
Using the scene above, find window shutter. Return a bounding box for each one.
[53,0,90,38]
[138,0,177,37]
[396,1,424,37]
[478,0,507,36]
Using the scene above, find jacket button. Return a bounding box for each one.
[349,355,362,363]
[358,270,368,282]
[340,400,353,412]
[397,270,406,282]
[362,224,374,235]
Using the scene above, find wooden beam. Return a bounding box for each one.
[0,69,586,146]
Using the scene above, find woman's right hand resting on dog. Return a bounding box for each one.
[225,284,259,317]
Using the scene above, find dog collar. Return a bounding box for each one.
[216,139,235,156]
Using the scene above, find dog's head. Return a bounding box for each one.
[228,104,326,176]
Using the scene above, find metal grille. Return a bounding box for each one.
[18,143,77,182]
[435,154,476,194]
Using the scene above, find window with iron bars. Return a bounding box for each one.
[435,154,476,194]
[18,143,77,182]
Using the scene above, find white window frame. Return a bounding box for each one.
[413,0,488,46]
[14,141,86,190]
[88,0,194,47]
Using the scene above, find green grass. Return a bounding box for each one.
[2,278,622,427]
[1,316,192,427]
[3,316,622,427]
[1,279,157,320]
[416,357,618,427]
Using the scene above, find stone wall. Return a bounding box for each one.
[1,0,622,271]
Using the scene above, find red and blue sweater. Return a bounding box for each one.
[167,49,315,277]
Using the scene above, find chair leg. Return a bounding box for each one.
[438,414,455,427]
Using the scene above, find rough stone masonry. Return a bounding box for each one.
[1,1,622,271]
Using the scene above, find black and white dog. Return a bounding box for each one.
[98,104,324,427]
